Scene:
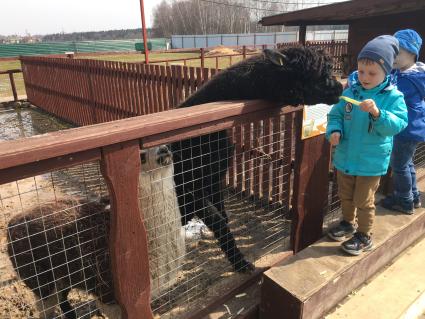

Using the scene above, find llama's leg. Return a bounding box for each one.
[96,300,122,319]
[194,196,254,272]
[57,288,76,319]
[210,178,228,223]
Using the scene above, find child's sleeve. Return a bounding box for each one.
[372,94,408,136]
[325,99,345,140]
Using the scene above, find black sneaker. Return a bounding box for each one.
[414,197,421,209]
[380,196,414,215]
[328,220,356,242]
[341,232,373,256]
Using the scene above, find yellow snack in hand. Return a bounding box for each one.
[340,96,361,106]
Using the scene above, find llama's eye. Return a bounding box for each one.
[140,151,147,164]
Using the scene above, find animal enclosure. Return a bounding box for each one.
[0,100,306,319]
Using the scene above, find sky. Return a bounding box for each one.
[0,0,157,36]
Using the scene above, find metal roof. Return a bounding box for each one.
[260,0,425,26]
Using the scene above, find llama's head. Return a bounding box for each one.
[263,47,343,106]
[140,145,173,171]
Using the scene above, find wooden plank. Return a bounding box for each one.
[0,102,301,170]
[8,72,18,101]
[243,122,253,196]
[262,118,272,201]
[166,65,173,110]
[235,125,243,192]
[0,149,101,185]
[282,113,294,209]
[100,140,153,319]
[253,121,261,199]
[291,129,331,253]
[159,65,167,112]
[271,117,281,204]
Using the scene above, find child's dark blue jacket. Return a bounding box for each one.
[392,62,425,142]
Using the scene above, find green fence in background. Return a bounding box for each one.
[0,38,168,58]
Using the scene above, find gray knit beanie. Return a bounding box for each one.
[357,35,399,74]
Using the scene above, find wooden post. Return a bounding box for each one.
[291,112,331,253]
[8,72,18,102]
[100,140,154,319]
[200,48,205,69]
[242,45,247,60]
[299,25,307,46]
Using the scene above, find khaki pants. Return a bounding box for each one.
[337,171,381,235]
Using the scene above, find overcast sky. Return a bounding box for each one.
[1,0,157,36]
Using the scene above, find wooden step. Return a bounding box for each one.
[259,202,425,319]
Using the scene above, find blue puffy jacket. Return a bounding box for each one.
[326,76,408,176]
[392,63,425,142]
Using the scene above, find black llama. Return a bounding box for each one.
[172,47,343,272]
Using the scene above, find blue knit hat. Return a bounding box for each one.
[357,35,399,75]
[394,29,422,61]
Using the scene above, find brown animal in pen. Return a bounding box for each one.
[6,145,185,319]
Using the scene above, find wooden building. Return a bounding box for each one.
[260,0,425,73]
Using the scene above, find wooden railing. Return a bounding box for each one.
[0,69,21,101]
[0,100,331,318]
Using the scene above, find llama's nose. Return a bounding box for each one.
[158,145,170,156]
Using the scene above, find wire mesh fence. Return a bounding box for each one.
[0,161,110,319]
[0,108,296,318]
[148,117,294,317]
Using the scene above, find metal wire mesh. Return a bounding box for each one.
[152,118,294,318]
[0,161,111,319]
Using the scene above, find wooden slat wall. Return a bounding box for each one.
[20,57,213,126]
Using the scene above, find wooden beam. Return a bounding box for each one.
[260,209,425,319]
[259,0,425,26]
[291,113,331,252]
[0,101,301,170]
[0,149,101,185]
[299,26,307,46]
[100,140,153,319]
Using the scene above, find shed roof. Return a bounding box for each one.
[260,0,425,26]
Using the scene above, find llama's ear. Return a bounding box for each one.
[263,49,287,67]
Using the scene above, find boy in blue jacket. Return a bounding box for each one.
[326,35,408,256]
[380,29,425,214]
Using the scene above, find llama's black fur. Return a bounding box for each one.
[172,47,343,272]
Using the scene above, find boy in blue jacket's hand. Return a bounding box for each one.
[380,29,425,214]
[326,35,408,256]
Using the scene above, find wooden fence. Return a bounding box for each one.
[0,69,21,101]
[19,55,334,220]
[0,100,331,318]
[21,56,220,125]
